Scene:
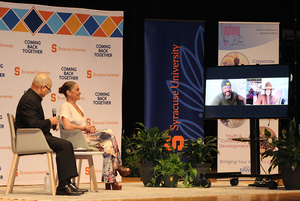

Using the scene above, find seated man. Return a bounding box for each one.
[15,73,86,196]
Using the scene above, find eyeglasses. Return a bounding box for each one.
[44,85,52,93]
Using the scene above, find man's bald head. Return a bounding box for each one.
[32,73,51,87]
[31,73,52,98]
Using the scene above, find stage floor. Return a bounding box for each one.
[1,177,300,201]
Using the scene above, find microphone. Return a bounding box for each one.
[52,108,57,130]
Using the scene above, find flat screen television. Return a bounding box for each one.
[204,65,290,119]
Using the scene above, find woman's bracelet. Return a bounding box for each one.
[83,126,86,131]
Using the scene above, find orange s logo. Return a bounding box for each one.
[52,44,57,53]
[15,67,20,76]
[85,167,90,175]
[51,93,56,102]
[87,70,92,79]
[165,135,185,151]
[172,135,184,151]
[86,118,91,126]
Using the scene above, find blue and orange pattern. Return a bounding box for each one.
[0,6,123,37]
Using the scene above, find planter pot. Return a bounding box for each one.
[139,163,156,187]
[163,175,179,187]
[280,165,300,190]
[192,163,211,186]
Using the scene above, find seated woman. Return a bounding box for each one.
[58,81,130,190]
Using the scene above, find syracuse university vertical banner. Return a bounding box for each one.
[144,20,205,151]
[0,1,123,185]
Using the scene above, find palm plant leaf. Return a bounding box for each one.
[262,117,300,172]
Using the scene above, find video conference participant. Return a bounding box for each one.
[210,79,245,105]
[15,73,85,196]
[251,82,282,105]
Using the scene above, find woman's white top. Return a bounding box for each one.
[59,102,86,127]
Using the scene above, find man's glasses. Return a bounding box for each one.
[44,85,52,93]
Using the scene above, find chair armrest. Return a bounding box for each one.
[60,129,90,149]
[60,129,83,141]
[16,128,53,154]
[60,129,82,135]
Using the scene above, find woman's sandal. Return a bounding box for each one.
[116,165,131,177]
[105,182,122,190]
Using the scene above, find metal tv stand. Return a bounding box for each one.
[199,118,281,189]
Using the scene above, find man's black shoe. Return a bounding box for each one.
[70,183,88,193]
[56,185,82,195]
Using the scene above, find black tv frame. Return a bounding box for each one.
[204,64,290,120]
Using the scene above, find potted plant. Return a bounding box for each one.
[129,122,172,186]
[262,117,300,190]
[182,136,219,186]
[122,134,140,177]
[150,152,197,187]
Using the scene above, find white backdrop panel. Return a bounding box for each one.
[0,1,123,185]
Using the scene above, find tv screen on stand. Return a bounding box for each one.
[204,65,290,119]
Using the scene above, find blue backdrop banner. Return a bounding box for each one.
[144,20,205,151]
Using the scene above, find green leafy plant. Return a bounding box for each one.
[182,162,198,188]
[122,133,140,177]
[148,152,197,187]
[182,136,219,164]
[262,117,300,172]
[154,152,186,176]
[129,122,172,164]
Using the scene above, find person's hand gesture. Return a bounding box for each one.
[49,116,59,131]
[250,81,258,92]
[86,125,97,133]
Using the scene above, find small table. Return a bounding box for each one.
[230,137,267,142]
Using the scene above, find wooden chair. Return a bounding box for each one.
[5,113,56,196]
